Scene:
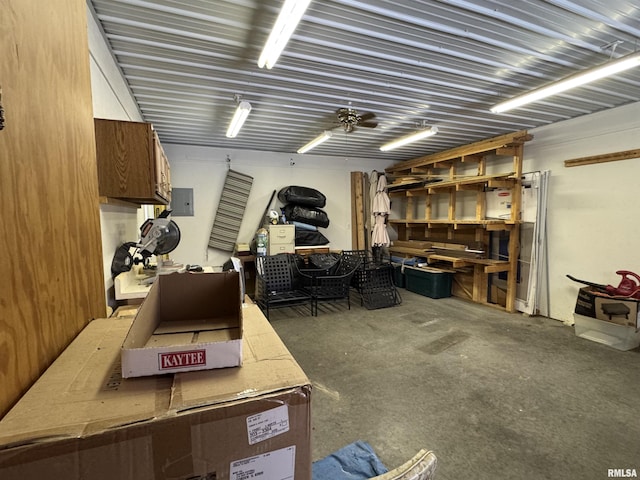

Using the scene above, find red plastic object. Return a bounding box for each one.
[606,270,640,299]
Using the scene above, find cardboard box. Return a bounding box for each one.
[122,271,243,378]
[574,286,640,328]
[0,303,312,480]
[485,188,512,219]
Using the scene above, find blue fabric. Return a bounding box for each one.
[391,255,417,265]
[292,220,318,231]
[312,441,388,480]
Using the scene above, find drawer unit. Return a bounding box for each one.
[268,224,295,255]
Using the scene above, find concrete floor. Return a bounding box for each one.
[267,289,640,480]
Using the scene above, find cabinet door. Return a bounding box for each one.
[95,119,169,205]
[153,131,171,202]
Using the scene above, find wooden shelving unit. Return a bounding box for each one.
[385,130,532,312]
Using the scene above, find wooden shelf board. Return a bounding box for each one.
[387,172,516,194]
[389,219,506,227]
[428,173,516,191]
[385,130,531,175]
[388,246,433,257]
[393,240,433,249]
[424,254,510,271]
[403,265,457,274]
[426,254,472,268]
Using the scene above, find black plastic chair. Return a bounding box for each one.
[296,253,362,316]
[255,254,313,319]
[341,249,376,300]
[341,250,401,310]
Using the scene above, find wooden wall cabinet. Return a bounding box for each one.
[385,130,532,312]
[95,119,171,205]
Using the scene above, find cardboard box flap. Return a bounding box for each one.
[158,271,242,323]
[153,317,239,335]
[0,318,172,448]
[121,280,162,349]
[171,303,310,412]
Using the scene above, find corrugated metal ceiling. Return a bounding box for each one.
[88,0,640,161]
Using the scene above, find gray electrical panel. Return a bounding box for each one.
[170,188,194,216]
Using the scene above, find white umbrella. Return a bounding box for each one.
[372,174,390,247]
[372,214,390,247]
[368,170,378,231]
[372,174,390,214]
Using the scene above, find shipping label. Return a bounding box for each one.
[246,405,289,445]
[230,446,295,480]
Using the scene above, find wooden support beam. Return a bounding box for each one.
[455,275,474,299]
[486,223,509,231]
[473,264,488,303]
[496,147,516,156]
[457,184,483,192]
[462,154,485,163]
[484,264,511,273]
[350,171,366,250]
[505,225,520,313]
[487,179,515,189]
[564,148,640,167]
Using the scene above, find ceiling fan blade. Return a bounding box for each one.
[359,112,376,122]
[359,121,378,128]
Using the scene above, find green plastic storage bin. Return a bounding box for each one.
[404,267,452,299]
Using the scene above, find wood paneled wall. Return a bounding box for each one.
[0,0,106,417]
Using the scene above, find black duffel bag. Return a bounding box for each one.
[284,204,330,228]
[295,229,330,246]
[278,185,326,208]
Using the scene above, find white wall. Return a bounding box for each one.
[87,4,640,322]
[165,144,393,268]
[87,8,144,308]
[525,101,640,324]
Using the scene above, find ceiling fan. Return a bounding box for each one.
[335,107,378,133]
[298,106,379,153]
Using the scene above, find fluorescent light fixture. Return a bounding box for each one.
[380,126,438,152]
[258,0,311,69]
[491,51,640,113]
[225,100,251,138]
[297,130,332,153]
